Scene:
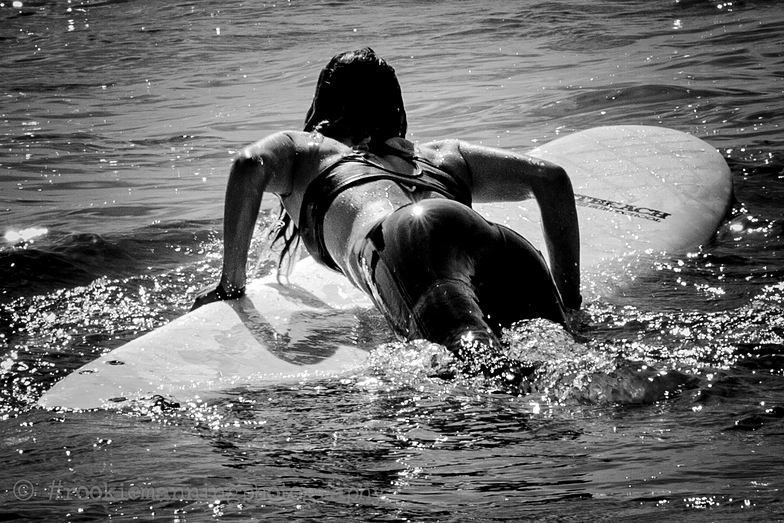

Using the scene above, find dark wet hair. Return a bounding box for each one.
[270,48,407,279]
[303,47,407,145]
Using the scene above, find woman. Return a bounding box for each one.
[193,47,581,356]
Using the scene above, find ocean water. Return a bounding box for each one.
[2,0,784,521]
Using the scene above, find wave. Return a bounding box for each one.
[0,220,219,301]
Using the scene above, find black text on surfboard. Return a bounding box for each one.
[574,194,671,222]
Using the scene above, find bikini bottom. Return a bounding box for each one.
[346,198,567,354]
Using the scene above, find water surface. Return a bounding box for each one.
[2,0,783,521]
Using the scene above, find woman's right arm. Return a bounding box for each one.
[191,132,297,310]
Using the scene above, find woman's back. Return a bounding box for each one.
[291,136,472,275]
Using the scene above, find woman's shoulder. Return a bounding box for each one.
[253,131,349,171]
[416,138,463,157]
[415,139,470,179]
[282,131,348,156]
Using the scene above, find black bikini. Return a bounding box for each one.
[297,150,566,353]
[298,152,472,272]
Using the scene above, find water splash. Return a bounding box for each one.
[4,226,48,244]
[359,319,701,407]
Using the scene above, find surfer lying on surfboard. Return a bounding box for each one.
[193,47,581,356]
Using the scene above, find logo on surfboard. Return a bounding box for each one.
[575,194,670,222]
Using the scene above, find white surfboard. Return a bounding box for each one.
[38,126,732,410]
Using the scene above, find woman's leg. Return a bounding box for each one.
[474,223,567,333]
[348,199,496,351]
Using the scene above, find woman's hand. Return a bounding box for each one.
[190,282,245,311]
